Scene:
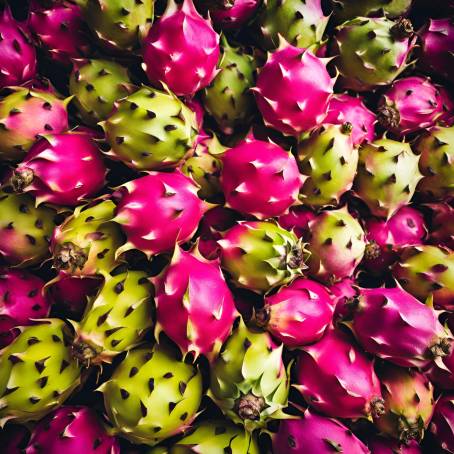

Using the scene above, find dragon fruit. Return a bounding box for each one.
[426,202,454,250]
[254,278,334,348]
[273,411,370,454]
[208,0,259,30]
[99,343,203,446]
[209,319,290,431]
[28,0,90,66]
[374,364,435,443]
[0,7,36,89]
[142,0,220,96]
[8,132,106,207]
[0,190,57,267]
[0,87,70,161]
[354,138,422,218]
[394,245,454,310]
[351,287,451,368]
[25,406,120,454]
[297,123,358,207]
[252,42,334,136]
[419,18,454,81]
[324,93,376,146]
[332,0,413,23]
[306,207,366,284]
[185,98,205,130]
[277,206,316,239]
[377,76,444,136]
[368,436,422,454]
[101,86,198,171]
[295,328,384,419]
[0,319,81,424]
[221,138,301,219]
[330,277,358,322]
[425,335,454,390]
[335,17,416,91]
[219,221,309,292]
[0,269,50,348]
[438,86,454,127]
[259,0,329,50]
[430,394,454,453]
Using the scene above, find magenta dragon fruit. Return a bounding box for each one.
[208,0,259,30]
[0,268,50,348]
[277,205,316,239]
[154,247,238,360]
[142,0,220,96]
[28,0,90,66]
[295,328,385,419]
[254,278,334,348]
[221,138,301,219]
[252,41,334,136]
[330,277,358,322]
[368,436,422,453]
[273,411,370,454]
[377,76,445,136]
[114,171,207,257]
[25,406,120,454]
[431,394,454,453]
[324,93,376,146]
[426,203,454,250]
[0,7,36,89]
[351,287,451,368]
[8,132,106,207]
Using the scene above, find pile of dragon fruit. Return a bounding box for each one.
[0,0,453,452]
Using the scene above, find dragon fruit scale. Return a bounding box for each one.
[295,328,385,420]
[208,0,260,30]
[252,42,334,136]
[25,406,120,454]
[99,343,203,446]
[154,247,237,360]
[0,7,36,90]
[430,394,454,454]
[142,0,220,97]
[114,172,207,258]
[101,86,198,171]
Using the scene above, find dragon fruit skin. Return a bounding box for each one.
[0,7,37,89]
[277,206,316,239]
[154,248,238,360]
[209,0,259,30]
[368,436,422,454]
[0,269,50,348]
[330,277,357,322]
[426,203,454,250]
[221,139,301,219]
[114,172,207,257]
[324,94,376,146]
[425,341,454,390]
[257,278,334,348]
[28,0,90,66]
[142,0,220,96]
[273,411,370,454]
[295,328,385,419]
[438,86,454,126]
[352,287,451,368]
[431,394,454,453]
[9,133,106,207]
[253,43,334,136]
[25,406,120,454]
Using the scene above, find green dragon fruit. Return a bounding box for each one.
[101,86,198,171]
[203,36,256,134]
[0,191,57,267]
[71,268,154,366]
[415,125,454,201]
[0,319,81,425]
[69,59,136,126]
[209,319,290,432]
[297,123,358,207]
[99,343,203,446]
[218,221,309,293]
[51,199,125,277]
[354,138,422,218]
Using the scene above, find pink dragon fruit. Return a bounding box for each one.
[368,436,422,453]
[330,277,358,322]
[419,18,454,81]
[377,76,445,136]
[252,41,334,136]
[8,132,106,207]
[254,278,334,348]
[431,394,454,453]
[277,205,316,239]
[28,0,90,66]
[324,93,376,146]
[221,138,301,219]
[114,171,207,257]
[0,7,36,89]
[0,268,50,348]
[351,287,451,368]
[142,0,220,96]
[25,406,120,454]
[154,247,238,360]
[295,328,385,419]
[208,0,260,30]
[426,202,454,250]
[273,411,370,454]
